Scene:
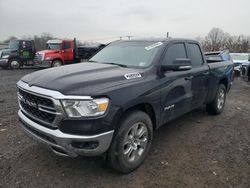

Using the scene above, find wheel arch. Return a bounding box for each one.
[112,103,158,131]
[8,57,23,67]
[219,77,229,91]
[52,58,64,64]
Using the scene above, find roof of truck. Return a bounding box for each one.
[114,38,198,43]
[46,39,63,44]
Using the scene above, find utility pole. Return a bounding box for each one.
[127,36,131,40]
[166,32,169,38]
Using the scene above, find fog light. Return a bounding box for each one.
[72,141,99,149]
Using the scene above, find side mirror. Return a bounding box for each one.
[161,58,192,71]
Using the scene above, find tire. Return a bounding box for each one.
[107,110,153,173]
[8,58,21,69]
[206,84,226,115]
[52,60,62,67]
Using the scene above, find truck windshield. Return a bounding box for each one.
[47,43,61,50]
[90,41,163,68]
[8,41,19,50]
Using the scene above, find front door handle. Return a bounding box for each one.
[185,76,193,80]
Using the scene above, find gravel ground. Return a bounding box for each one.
[0,68,249,188]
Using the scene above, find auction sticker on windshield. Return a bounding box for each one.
[145,42,163,50]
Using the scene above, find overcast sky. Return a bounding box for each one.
[0,0,249,43]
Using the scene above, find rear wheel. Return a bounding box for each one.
[206,84,226,115]
[52,60,62,67]
[8,58,21,69]
[107,111,153,173]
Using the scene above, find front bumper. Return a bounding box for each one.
[18,110,114,157]
[0,58,8,67]
[35,60,52,68]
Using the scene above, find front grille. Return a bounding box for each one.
[18,88,56,126]
[34,53,43,62]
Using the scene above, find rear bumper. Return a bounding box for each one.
[18,110,114,157]
[0,59,8,67]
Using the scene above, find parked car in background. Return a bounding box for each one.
[17,38,234,173]
[0,40,36,69]
[240,56,250,81]
[204,50,232,63]
[230,53,250,76]
[35,38,105,67]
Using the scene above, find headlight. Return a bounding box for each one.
[45,56,52,60]
[2,55,9,58]
[61,98,109,117]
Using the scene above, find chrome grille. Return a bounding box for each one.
[34,53,44,62]
[18,88,57,128]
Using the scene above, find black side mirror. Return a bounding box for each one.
[161,58,192,71]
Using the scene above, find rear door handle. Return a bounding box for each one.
[202,72,209,75]
[185,76,193,80]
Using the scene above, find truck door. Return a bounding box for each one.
[160,43,193,124]
[20,41,33,60]
[186,43,210,108]
[62,41,74,62]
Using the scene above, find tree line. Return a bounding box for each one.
[198,28,250,53]
[2,28,250,52]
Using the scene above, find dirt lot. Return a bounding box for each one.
[0,68,249,188]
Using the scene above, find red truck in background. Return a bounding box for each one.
[35,38,106,67]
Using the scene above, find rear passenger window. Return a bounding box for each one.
[163,43,187,65]
[187,43,204,67]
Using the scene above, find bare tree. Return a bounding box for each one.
[3,36,18,43]
[204,28,229,51]
[201,28,250,53]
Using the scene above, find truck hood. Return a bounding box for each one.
[21,62,145,96]
[37,49,60,55]
[233,60,249,64]
[0,49,16,57]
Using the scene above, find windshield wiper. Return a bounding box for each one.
[89,61,128,68]
[102,62,128,68]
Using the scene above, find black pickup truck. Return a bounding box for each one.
[17,39,234,173]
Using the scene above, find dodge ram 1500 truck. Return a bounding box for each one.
[17,38,234,173]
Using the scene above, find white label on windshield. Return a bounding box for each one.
[145,42,163,50]
[124,73,142,80]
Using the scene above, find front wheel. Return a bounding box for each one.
[206,84,226,115]
[107,111,153,173]
[52,60,62,67]
[8,59,21,69]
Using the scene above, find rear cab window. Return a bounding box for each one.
[187,43,204,67]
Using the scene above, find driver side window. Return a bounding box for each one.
[163,43,187,65]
